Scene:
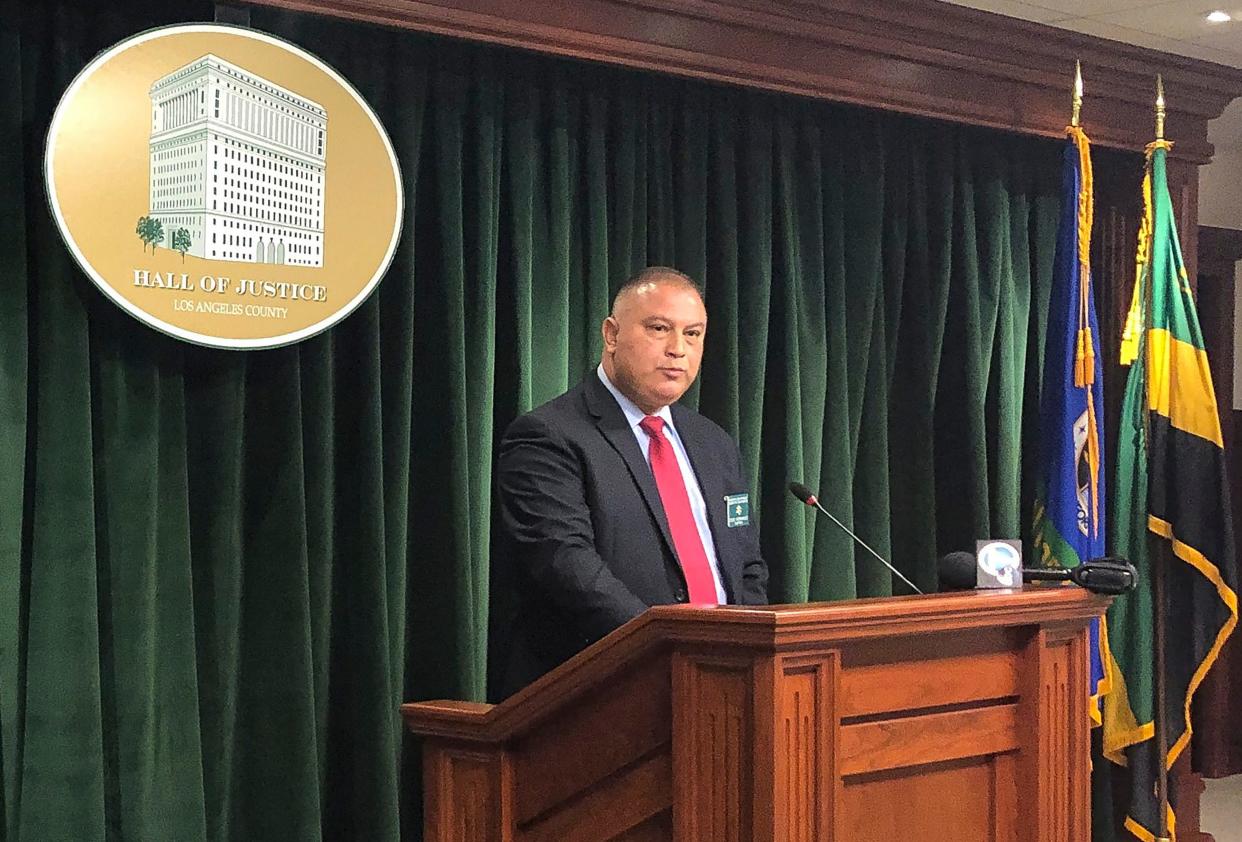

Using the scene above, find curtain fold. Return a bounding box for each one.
[1,4,1084,839]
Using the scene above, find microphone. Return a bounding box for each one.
[937,551,981,590]
[788,481,924,595]
[938,551,1137,596]
[1024,557,1137,595]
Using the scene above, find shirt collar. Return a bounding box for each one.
[596,364,675,432]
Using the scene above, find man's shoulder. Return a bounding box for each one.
[503,380,594,440]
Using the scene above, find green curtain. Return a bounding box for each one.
[1,3,1077,839]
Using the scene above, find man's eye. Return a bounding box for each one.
[650,324,668,333]
[686,330,702,339]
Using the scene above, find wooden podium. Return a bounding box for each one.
[402,588,1108,842]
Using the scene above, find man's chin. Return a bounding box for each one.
[651,386,687,407]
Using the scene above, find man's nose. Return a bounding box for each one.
[666,333,686,357]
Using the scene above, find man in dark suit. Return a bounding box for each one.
[495,266,768,695]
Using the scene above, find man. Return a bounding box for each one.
[494,266,768,695]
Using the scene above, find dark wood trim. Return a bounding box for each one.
[1198,225,1242,430]
[243,0,1242,163]
[1196,225,1242,785]
[1200,225,1242,269]
[1172,755,1213,842]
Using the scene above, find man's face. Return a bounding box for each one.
[602,281,706,414]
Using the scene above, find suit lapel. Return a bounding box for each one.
[583,376,678,559]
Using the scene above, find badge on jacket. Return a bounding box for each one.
[725,493,750,527]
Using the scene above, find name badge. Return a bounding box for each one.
[725,493,750,527]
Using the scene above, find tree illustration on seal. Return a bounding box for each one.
[135,216,164,253]
[171,227,191,261]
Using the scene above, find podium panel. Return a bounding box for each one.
[403,589,1106,842]
[841,757,1017,841]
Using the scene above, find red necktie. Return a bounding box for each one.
[639,415,718,605]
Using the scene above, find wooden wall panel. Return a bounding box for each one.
[1016,628,1090,842]
[425,746,513,842]
[516,752,672,842]
[773,653,836,842]
[840,757,1015,842]
[1196,224,1242,771]
[246,0,1242,165]
[993,753,1020,842]
[513,659,671,826]
[840,649,1019,718]
[839,704,1020,776]
[610,811,672,842]
[671,651,755,842]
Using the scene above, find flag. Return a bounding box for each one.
[1104,139,1239,841]
[1032,125,1111,720]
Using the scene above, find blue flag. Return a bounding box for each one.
[1033,127,1110,719]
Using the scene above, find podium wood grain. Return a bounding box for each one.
[403,588,1107,841]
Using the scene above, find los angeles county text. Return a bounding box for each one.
[133,269,327,320]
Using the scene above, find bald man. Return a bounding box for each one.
[495,267,768,694]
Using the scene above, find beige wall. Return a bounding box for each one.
[1199,99,1242,408]
[1200,97,1242,228]
[1200,146,1242,229]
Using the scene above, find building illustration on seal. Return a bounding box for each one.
[144,54,326,266]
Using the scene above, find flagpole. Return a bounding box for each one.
[1154,549,1171,842]
[1151,72,1172,842]
[1155,74,1166,144]
[1071,60,1083,128]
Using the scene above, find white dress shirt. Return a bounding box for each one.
[597,365,727,602]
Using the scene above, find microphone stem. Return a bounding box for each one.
[810,499,924,595]
[1022,568,1071,582]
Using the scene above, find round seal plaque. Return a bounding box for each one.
[45,24,403,349]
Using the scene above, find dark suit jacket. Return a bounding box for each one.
[493,373,768,696]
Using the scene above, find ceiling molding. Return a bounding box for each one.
[245,0,1242,163]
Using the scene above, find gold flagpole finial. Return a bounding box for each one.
[1071,59,1084,127]
[1156,74,1166,140]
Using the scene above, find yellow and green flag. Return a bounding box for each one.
[1105,139,1238,841]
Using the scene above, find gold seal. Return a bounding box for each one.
[45,24,402,349]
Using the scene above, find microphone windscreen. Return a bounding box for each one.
[788,481,815,503]
[937,551,976,591]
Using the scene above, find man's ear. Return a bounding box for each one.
[601,315,618,350]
